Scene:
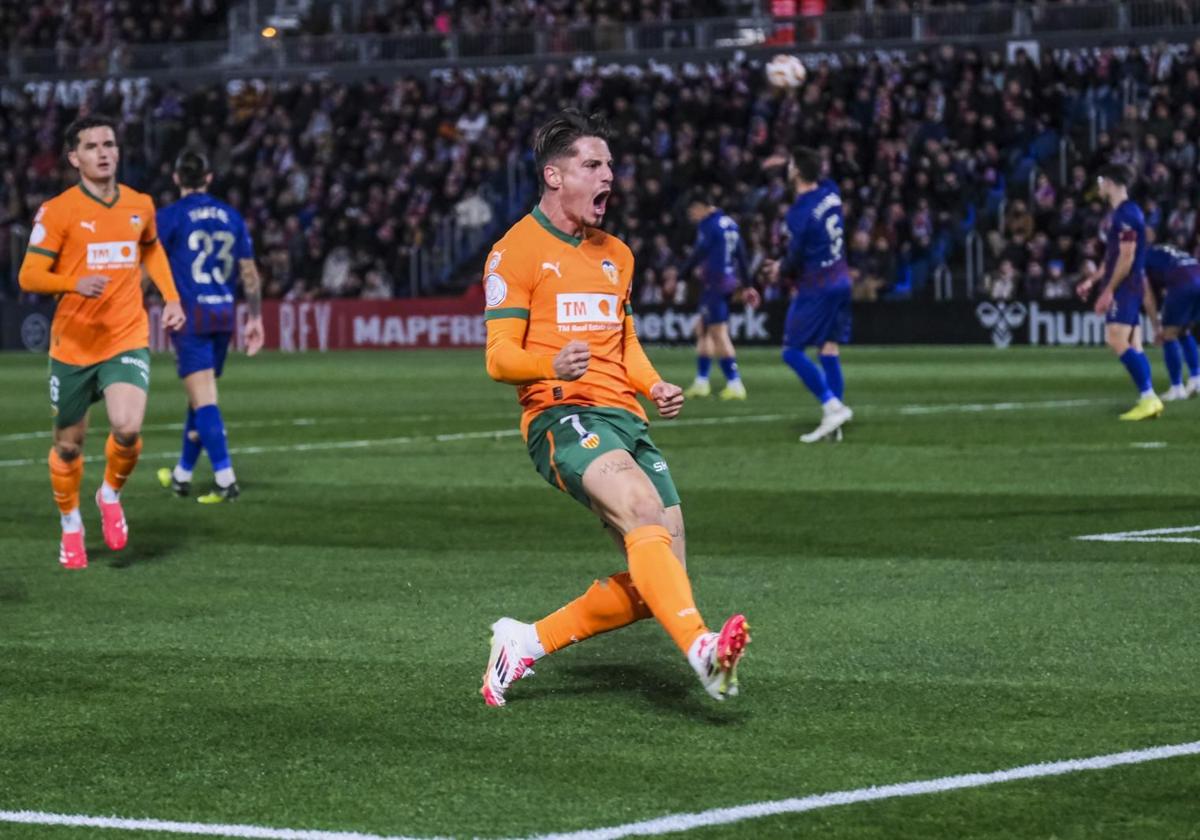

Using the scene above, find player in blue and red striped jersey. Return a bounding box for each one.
[1076,164,1162,421]
[1143,242,1200,400]
[155,150,265,502]
[768,147,853,443]
[681,194,759,400]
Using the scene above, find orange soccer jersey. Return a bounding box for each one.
[21,183,176,366]
[483,207,661,436]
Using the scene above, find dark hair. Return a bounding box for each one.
[688,186,716,209]
[1098,162,1134,188]
[63,114,118,153]
[174,149,211,189]
[532,109,611,194]
[791,147,823,184]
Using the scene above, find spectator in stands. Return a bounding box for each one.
[985,259,1018,301]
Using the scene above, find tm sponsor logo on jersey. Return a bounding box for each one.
[87,241,138,270]
[556,293,620,331]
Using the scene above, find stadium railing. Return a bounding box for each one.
[3,1,1199,82]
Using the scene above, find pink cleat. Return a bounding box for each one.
[60,529,87,569]
[95,489,128,551]
[689,614,751,700]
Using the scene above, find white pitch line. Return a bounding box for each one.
[0,397,1130,470]
[0,415,774,469]
[3,740,1198,839]
[520,740,1200,840]
[898,398,1099,415]
[1075,524,1200,544]
[0,417,329,442]
[0,413,515,444]
[0,810,442,840]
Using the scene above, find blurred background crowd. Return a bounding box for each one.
[3,1,1200,309]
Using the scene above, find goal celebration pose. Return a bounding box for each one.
[478,110,749,707]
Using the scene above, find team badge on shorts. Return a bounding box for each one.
[580,433,601,449]
[600,259,618,285]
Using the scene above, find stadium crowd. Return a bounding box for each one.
[1,1,229,49]
[4,38,1200,306]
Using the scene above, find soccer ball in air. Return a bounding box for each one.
[766,54,807,89]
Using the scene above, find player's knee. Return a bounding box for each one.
[1106,333,1129,354]
[112,430,140,447]
[627,493,666,529]
[54,443,82,462]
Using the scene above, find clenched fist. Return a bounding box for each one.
[553,340,590,380]
[650,381,684,419]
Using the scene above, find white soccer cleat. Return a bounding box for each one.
[688,614,751,701]
[480,618,536,708]
[1163,385,1191,402]
[800,404,853,443]
[1187,377,1199,396]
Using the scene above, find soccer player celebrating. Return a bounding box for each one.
[681,193,760,400]
[478,110,749,707]
[18,115,185,569]
[1143,243,1200,400]
[1076,164,1162,420]
[768,147,853,443]
[155,150,264,502]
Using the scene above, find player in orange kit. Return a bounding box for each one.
[478,110,749,706]
[18,115,185,569]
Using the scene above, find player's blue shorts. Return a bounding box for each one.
[171,331,233,378]
[784,283,852,348]
[698,289,732,326]
[1161,283,1200,328]
[1105,284,1143,327]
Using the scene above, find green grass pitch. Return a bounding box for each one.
[0,346,1198,839]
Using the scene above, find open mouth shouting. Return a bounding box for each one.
[591,189,610,220]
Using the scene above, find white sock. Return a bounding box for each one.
[99,481,120,503]
[60,509,82,533]
[173,464,193,482]
[1190,376,1200,387]
[1140,389,1156,400]
[822,397,845,413]
[693,376,709,385]
[214,467,236,488]
[524,623,547,661]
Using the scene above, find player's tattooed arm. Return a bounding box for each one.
[239,259,263,318]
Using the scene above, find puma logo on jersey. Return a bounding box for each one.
[80,221,96,232]
[542,262,562,278]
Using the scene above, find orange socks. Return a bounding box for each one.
[624,525,708,654]
[49,448,83,513]
[535,572,652,655]
[103,434,142,492]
